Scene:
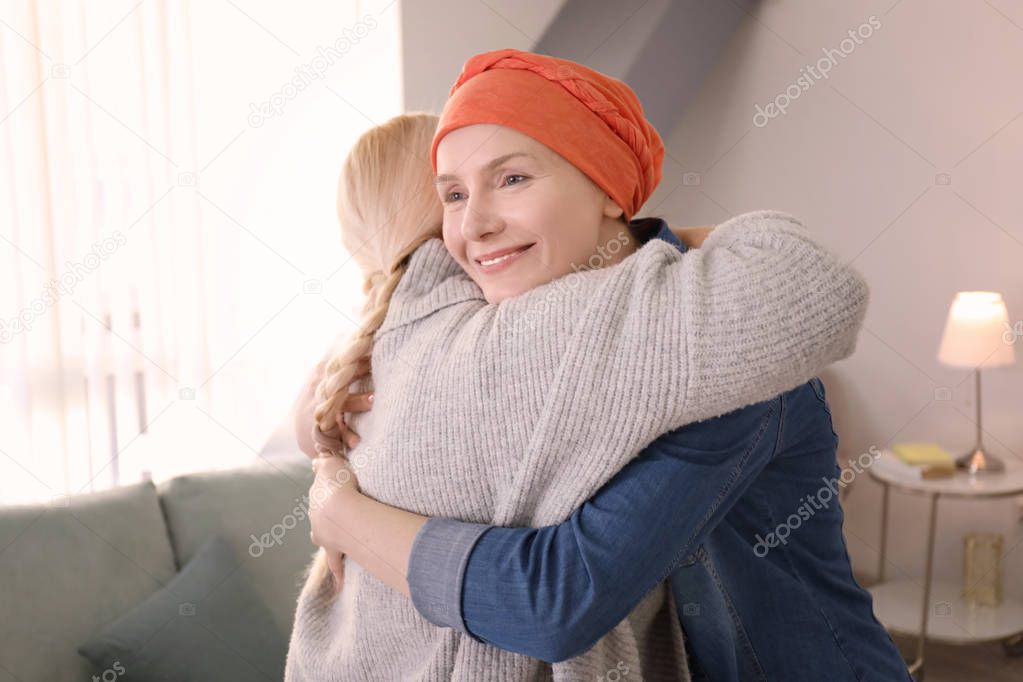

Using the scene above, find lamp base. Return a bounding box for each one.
[956,447,1005,474]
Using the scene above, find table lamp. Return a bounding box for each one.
[937,291,1016,474]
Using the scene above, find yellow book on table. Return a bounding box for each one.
[892,442,955,468]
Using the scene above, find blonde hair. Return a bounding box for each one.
[312,112,442,455]
[304,112,443,595]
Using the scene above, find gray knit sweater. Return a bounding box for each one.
[284,209,869,681]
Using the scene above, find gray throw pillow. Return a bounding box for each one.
[78,535,286,681]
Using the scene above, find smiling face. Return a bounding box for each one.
[434,124,637,304]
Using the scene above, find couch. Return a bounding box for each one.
[0,454,316,681]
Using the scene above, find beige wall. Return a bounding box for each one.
[399,0,567,113]
[644,0,1023,598]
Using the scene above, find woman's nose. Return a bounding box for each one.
[461,197,503,241]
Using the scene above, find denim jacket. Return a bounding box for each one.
[407,220,910,681]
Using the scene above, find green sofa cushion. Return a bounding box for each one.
[78,535,285,681]
[156,457,316,636]
[0,481,177,682]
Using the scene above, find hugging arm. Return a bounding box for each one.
[408,399,780,662]
[623,209,867,426]
[495,209,868,435]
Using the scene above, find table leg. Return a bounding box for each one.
[908,493,939,680]
[878,482,890,582]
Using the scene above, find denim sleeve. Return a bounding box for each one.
[407,517,491,639]
[405,398,781,663]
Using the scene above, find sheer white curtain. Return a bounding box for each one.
[0,0,401,505]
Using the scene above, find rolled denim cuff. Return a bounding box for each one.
[408,516,492,635]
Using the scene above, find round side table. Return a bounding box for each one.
[868,450,1023,680]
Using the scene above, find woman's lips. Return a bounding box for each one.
[475,244,534,274]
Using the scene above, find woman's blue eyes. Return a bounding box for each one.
[443,175,527,203]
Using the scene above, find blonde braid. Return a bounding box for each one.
[310,235,433,457]
[303,235,435,597]
[302,111,442,599]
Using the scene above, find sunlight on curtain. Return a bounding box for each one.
[0,0,402,505]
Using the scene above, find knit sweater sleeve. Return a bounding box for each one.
[494,209,869,431]
[662,208,868,424]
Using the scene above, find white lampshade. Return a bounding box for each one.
[937,291,1016,368]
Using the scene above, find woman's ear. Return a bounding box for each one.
[602,194,625,220]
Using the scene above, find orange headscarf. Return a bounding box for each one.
[431,48,664,221]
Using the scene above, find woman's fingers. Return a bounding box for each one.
[320,355,373,451]
[670,225,715,249]
[335,410,361,449]
[341,421,360,449]
[312,427,343,459]
[342,391,374,414]
[335,392,373,448]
